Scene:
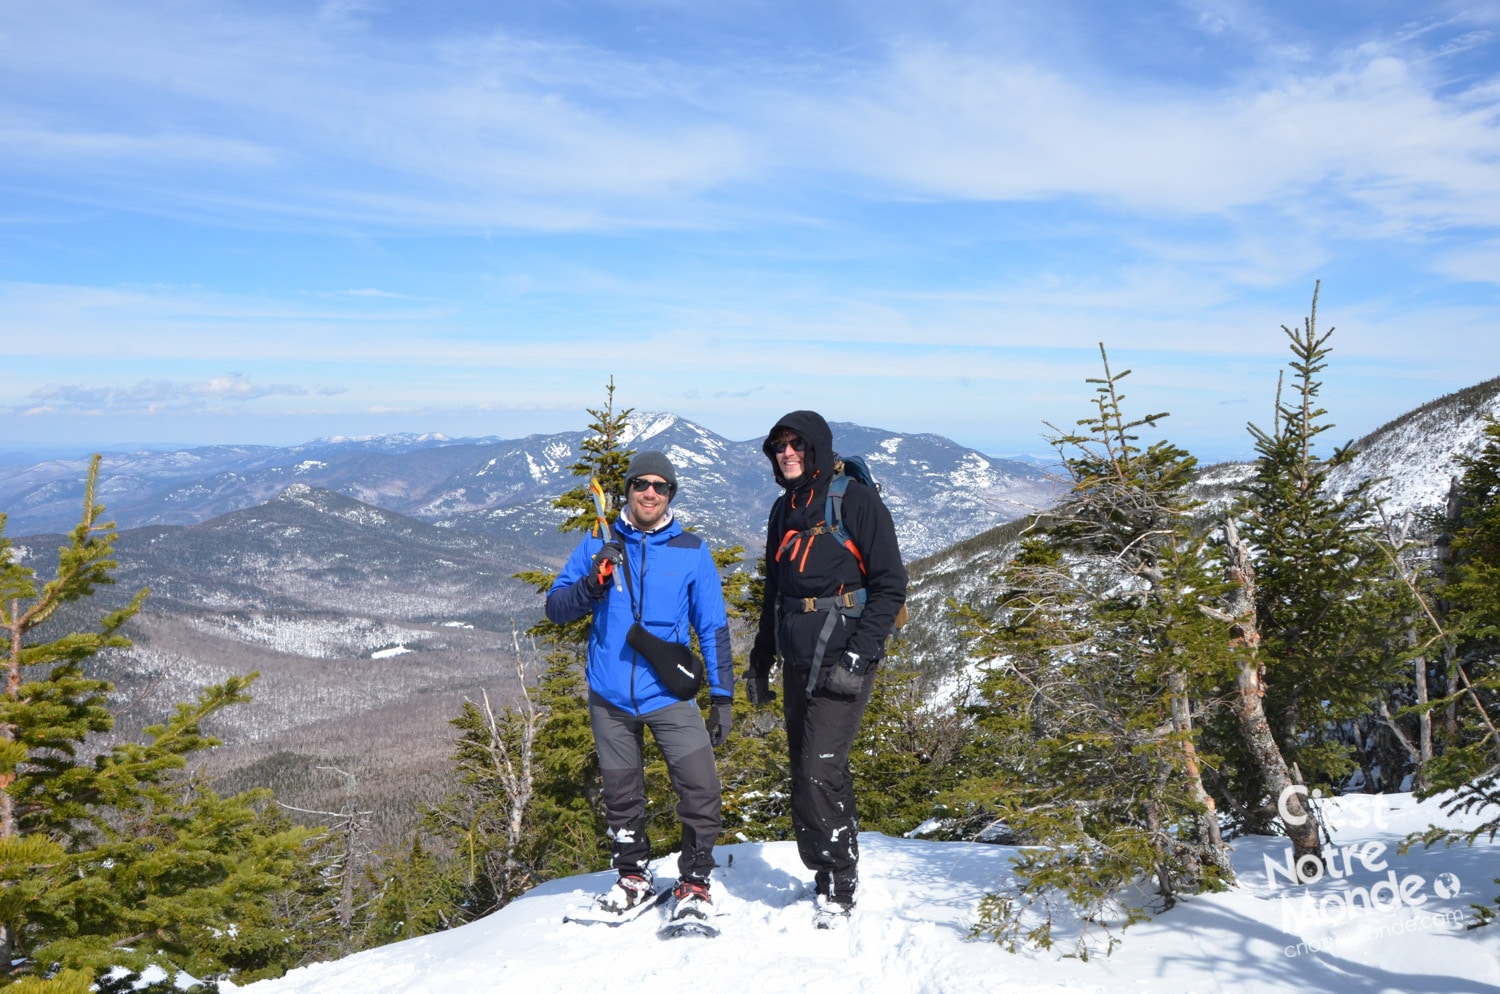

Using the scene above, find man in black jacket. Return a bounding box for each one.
[743,410,907,925]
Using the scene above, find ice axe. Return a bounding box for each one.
[588,477,624,592]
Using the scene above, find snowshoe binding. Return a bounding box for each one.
[658,878,719,939]
[811,870,855,929]
[563,870,664,926]
[812,893,853,930]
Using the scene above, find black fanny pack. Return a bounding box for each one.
[627,622,704,700]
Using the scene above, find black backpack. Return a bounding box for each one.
[777,453,907,628]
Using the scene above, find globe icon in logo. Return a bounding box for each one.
[1434,872,1462,899]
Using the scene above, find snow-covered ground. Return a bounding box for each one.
[235,792,1500,994]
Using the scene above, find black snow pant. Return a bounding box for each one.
[782,662,877,904]
[589,694,722,883]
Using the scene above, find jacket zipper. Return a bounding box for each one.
[628,528,649,715]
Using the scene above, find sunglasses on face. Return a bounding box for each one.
[629,478,672,495]
[771,436,807,454]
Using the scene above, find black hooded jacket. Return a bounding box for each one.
[748,411,907,675]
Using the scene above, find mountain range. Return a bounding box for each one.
[5,377,1498,847]
[1,414,1061,561]
[3,415,1061,844]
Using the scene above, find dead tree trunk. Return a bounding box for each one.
[1167,669,1230,876]
[280,769,372,955]
[1438,476,1467,747]
[472,627,541,903]
[1220,518,1323,877]
[1414,651,1433,774]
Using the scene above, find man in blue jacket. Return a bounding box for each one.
[546,451,734,925]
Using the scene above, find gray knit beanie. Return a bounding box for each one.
[624,450,678,499]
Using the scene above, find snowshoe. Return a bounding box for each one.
[812,893,852,930]
[563,871,664,926]
[657,878,720,939]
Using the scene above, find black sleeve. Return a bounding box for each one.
[748,499,782,677]
[843,483,907,662]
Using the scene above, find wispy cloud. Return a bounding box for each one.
[0,3,755,229]
[336,289,414,299]
[769,41,1500,236]
[0,2,1496,456]
[3,2,1495,236]
[2,126,278,169]
[9,374,346,416]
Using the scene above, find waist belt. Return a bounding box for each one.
[781,590,866,615]
[778,589,866,697]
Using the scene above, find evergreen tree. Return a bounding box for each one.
[1428,416,1500,791]
[371,381,792,937]
[850,663,971,835]
[1206,514,1325,874]
[0,457,319,987]
[694,548,790,842]
[1371,423,1500,931]
[553,375,635,536]
[954,349,1235,956]
[394,598,608,932]
[1404,415,1500,855]
[428,645,610,920]
[1236,284,1413,792]
[516,651,609,871]
[363,836,462,945]
[498,378,637,880]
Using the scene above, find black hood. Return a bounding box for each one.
[762,410,835,491]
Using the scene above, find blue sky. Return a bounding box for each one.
[2,1,1498,461]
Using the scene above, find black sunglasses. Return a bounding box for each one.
[629,478,672,495]
[771,436,807,454]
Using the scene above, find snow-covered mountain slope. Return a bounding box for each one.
[1326,375,1500,518]
[887,373,1500,695]
[232,791,1499,994]
[894,516,1030,684]
[1151,376,1500,524]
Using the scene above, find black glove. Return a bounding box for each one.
[707,696,733,747]
[821,651,869,698]
[584,542,624,599]
[743,667,776,706]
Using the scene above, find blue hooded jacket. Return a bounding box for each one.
[545,511,733,715]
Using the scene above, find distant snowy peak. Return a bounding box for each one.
[2,415,1060,558]
[1188,376,1500,521]
[623,411,681,444]
[617,411,735,474]
[1327,375,1500,517]
[309,432,487,450]
[272,484,399,527]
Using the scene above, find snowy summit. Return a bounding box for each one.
[234,792,1499,994]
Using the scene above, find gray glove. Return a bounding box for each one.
[743,667,776,706]
[821,651,869,698]
[708,696,733,747]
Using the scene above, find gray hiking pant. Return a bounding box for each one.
[589,694,722,883]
